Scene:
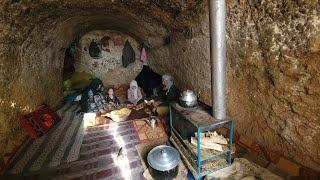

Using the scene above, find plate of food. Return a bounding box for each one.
[103,108,131,122]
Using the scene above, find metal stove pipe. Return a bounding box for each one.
[209,0,227,120]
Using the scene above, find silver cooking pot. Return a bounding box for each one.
[179,90,197,108]
[147,145,180,179]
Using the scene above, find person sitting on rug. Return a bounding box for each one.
[79,78,108,113]
[127,80,143,105]
[106,87,121,109]
[159,74,180,104]
[149,74,180,118]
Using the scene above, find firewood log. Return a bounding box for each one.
[195,131,228,145]
[191,137,223,152]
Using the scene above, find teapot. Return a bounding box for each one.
[179,90,197,108]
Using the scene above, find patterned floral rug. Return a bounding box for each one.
[132,118,167,143]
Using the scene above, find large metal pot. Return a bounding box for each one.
[147,145,180,179]
[179,90,197,108]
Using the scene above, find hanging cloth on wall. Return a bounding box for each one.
[122,40,135,67]
[89,41,102,59]
[140,47,147,62]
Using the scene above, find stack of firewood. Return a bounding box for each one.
[191,131,229,152]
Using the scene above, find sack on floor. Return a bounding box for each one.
[63,72,94,97]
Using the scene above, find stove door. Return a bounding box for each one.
[171,107,197,140]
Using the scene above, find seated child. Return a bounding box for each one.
[127,80,143,105]
[106,88,121,110]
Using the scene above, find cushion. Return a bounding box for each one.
[20,104,60,138]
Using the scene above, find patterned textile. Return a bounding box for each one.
[106,95,121,107]
[56,121,144,179]
[2,119,145,180]
[80,78,104,112]
[132,119,167,143]
[20,104,60,138]
[3,103,84,175]
[88,90,108,113]
[127,109,149,121]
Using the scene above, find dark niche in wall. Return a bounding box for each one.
[89,40,102,59]
[164,36,171,45]
[63,44,76,80]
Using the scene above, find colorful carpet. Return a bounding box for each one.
[2,119,145,180]
[127,109,149,121]
[102,107,150,124]
[2,103,84,174]
[132,118,167,143]
[64,121,144,179]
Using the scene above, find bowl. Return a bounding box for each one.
[83,112,97,127]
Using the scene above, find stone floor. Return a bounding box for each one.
[135,137,283,180]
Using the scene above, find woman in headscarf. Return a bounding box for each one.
[161,74,179,103]
[148,74,180,115]
[149,74,180,134]
[80,78,107,113]
[127,80,143,105]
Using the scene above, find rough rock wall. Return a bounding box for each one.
[149,15,211,102]
[0,14,70,166]
[226,0,320,171]
[75,30,142,86]
[150,0,320,171]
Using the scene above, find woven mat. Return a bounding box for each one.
[2,120,145,179]
[3,103,84,174]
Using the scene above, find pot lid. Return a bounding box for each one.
[147,145,180,171]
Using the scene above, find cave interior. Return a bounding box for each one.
[0,0,319,179]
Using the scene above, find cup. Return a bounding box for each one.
[150,116,156,129]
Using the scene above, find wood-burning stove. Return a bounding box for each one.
[169,102,234,180]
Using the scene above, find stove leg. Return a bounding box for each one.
[197,128,201,179]
[228,119,234,165]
